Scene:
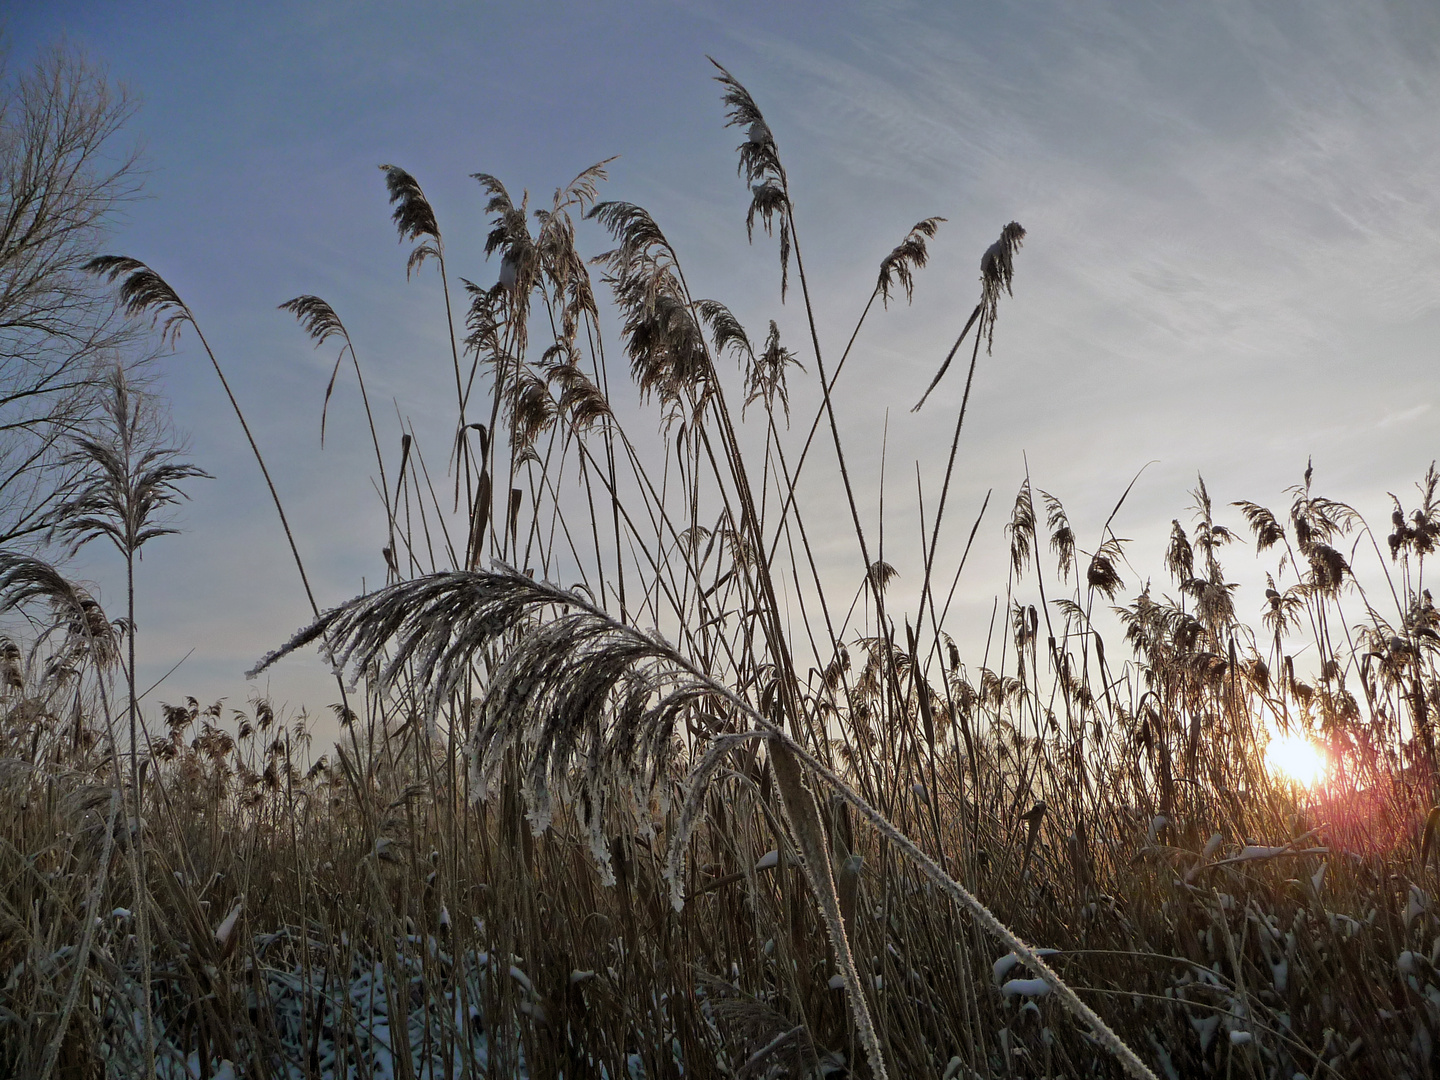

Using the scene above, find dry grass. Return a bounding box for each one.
[2,61,1439,1080]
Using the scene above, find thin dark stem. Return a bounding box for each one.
[781,196,877,603]
[126,549,138,800]
[187,319,320,617]
[345,341,395,565]
[760,286,879,568]
[919,329,984,633]
[912,303,981,413]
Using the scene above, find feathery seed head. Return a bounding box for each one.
[85,255,190,345]
[379,164,440,242]
[979,221,1025,353]
[878,217,945,308]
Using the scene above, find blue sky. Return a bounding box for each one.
[9,2,1440,734]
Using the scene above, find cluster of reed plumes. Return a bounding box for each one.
[3,59,1440,1080]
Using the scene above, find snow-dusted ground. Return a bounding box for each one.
[96,928,671,1079]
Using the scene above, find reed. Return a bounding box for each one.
[2,60,1438,1080]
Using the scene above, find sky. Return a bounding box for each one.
[8,1,1439,742]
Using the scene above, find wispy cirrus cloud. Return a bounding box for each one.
[9,0,1438,722]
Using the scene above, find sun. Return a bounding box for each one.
[1265,733,1329,787]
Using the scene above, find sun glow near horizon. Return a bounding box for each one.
[1265,732,1330,788]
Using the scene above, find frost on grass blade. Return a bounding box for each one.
[1002,977,1052,998]
[993,947,1059,984]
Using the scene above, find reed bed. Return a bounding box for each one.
[2,61,1438,1080]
